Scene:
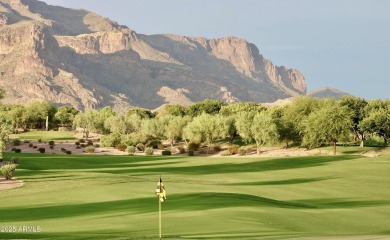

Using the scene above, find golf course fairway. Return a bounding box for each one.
[1,152,389,239]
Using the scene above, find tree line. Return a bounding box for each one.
[0,96,389,156]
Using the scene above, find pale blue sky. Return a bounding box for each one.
[42,0,389,99]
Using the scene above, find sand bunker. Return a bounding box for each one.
[0,177,23,190]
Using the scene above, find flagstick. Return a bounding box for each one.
[159,198,162,240]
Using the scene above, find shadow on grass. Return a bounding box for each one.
[96,155,360,175]
[343,150,365,154]
[8,154,183,172]
[226,177,332,186]
[7,154,361,179]
[1,192,388,223]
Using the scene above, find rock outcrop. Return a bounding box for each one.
[0,0,307,110]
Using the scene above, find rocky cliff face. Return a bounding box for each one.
[0,0,306,110]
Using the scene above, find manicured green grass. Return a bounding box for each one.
[13,131,77,141]
[1,148,389,239]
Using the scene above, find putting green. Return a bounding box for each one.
[0,151,389,239]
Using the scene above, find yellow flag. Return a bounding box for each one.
[155,177,167,202]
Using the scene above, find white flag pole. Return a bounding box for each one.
[159,197,162,240]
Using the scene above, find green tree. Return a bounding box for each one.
[24,101,57,129]
[104,115,128,135]
[270,106,299,148]
[359,100,390,146]
[55,106,80,127]
[187,100,226,117]
[219,102,266,116]
[93,107,116,134]
[235,111,279,154]
[183,113,223,152]
[158,105,187,117]
[73,110,95,140]
[141,118,161,140]
[0,105,26,132]
[0,114,13,160]
[234,111,254,143]
[283,97,322,144]
[164,115,190,147]
[219,116,237,144]
[339,96,368,147]
[103,113,145,147]
[303,104,353,154]
[126,108,155,119]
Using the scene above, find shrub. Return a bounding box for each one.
[187,142,200,151]
[101,134,120,147]
[245,146,253,155]
[220,150,231,156]
[161,150,171,156]
[11,147,16,151]
[238,147,246,156]
[13,139,21,146]
[14,149,21,153]
[23,140,30,143]
[58,127,68,131]
[167,146,177,154]
[61,148,66,152]
[87,140,93,146]
[188,150,195,156]
[199,148,207,154]
[76,146,81,149]
[85,146,95,153]
[80,144,86,148]
[228,144,240,155]
[94,144,100,148]
[144,147,154,155]
[33,146,37,149]
[38,139,42,143]
[116,143,127,152]
[66,150,72,154]
[48,141,55,146]
[79,139,85,143]
[136,143,145,151]
[38,148,45,153]
[49,145,54,149]
[0,163,17,180]
[126,146,136,155]
[28,143,33,147]
[157,144,165,150]
[120,133,145,147]
[75,142,80,146]
[147,140,161,149]
[178,146,186,154]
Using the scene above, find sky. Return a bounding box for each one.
[41,0,389,99]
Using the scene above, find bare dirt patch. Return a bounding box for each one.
[208,147,336,158]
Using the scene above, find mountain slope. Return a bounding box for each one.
[307,87,350,99]
[0,0,306,110]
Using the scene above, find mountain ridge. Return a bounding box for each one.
[0,0,307,111]
[307,87,350,99]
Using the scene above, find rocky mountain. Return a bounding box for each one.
[307,87,349,99]
[0,0,306,111]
